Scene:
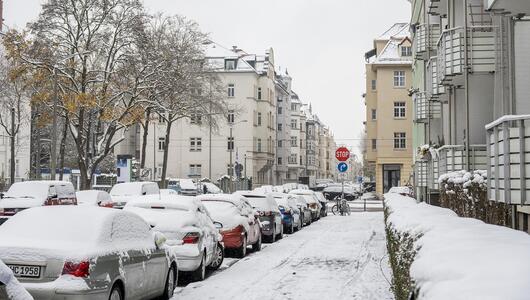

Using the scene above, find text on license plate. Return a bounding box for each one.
[8,265,41,278]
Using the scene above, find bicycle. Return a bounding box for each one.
[331,196,351,216]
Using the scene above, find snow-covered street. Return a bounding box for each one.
[175,211,393,300]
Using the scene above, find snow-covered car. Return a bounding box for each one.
[201,182,222,194]
[0,258,32,300]
[289,189,322,221]
[234,191,283,243]
[292,195,312,226]
[314,192,329,217]
[0,206,177,300]
[109,181,160,209]
[388,186,413,197]
[124,195,222,281]
[76,190,113,208]
[178,179,199,196]
[0,181,77,225]
[272,193,302,233]
[198,194,262,258]
[160,189,178,196]
[322,184,358,201]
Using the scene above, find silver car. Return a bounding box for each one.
[0,206,177,300]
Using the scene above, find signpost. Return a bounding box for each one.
[336,147,350,201]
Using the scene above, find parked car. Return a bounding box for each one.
[201,182,222,194]
[178,179,199,196]
[109,181,160,209]
[289,189,322,221]
[234,191,283,243]
[124,195,222,281]
[0,181,77,225]
[314,192,329,217]
[272,193,302,233]
[160,189,178,196]
[322,184,358,201]
[388,186,414,197]
[292,195,312,226]
[76,190,113,208]
[0,206,177,300]
[198,194,262,258]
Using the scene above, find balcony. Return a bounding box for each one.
[427,57,445,97]
[486,115,530,205]
[428,157,440,191]
[438,144,488,176]
[414,92,441,123]
[415,160,428,187]
[427,0,444,16]
[436,26,495,83]
[415,23,441,57]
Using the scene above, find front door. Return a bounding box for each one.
[383,164,401,193]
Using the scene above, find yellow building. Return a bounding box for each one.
[364,23,413,194]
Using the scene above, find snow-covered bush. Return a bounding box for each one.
[384,193,530,300]
[438,170,511,226]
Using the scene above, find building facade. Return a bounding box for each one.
[364,23,414,194]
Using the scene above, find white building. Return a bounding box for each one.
[274,71,292,185]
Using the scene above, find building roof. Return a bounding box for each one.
[373,23,412,66]
[376,23,410,40]
[205,42,273,75]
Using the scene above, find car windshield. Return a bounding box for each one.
[110,183,142,196]
[3,182,49,200]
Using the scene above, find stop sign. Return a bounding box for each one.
[335,147,350,162]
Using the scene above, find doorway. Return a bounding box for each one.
[383,164,401,193]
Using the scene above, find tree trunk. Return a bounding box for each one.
[10,108,15,185]
[58,116,69,180]
[140,108,151,169]
[160,120,172,189]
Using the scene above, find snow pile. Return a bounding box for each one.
[385,193,530,300]
[438,170,487,193]
[0,259,33,300]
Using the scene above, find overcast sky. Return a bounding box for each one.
[4,0,411,157]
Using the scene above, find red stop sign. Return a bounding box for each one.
[335,147,350,162]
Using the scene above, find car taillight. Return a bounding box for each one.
[99,202,114,208]
[221,225,244,235]
[182,232,200,244]
[0,208,4,216]
[62,260,90,277]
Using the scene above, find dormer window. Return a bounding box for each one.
[401,46,412,57]
[225,59,236,70]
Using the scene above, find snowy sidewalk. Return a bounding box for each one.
[174,212,393,300]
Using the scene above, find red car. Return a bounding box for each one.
[198,194,262,258]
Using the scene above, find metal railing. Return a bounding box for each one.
[438,144,488,175]
[415,160,428,187]
[486,115,530,205]
[427,57,445,96]
[414,92,441,122]
[415,23,441,54]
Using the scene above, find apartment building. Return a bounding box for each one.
[274,72,292,185]
[287,93,304,181]
[409,0,530,232]
[364,23,414,194]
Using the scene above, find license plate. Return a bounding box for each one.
[8,265,41,278]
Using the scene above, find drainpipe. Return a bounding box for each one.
[463,0,470,170]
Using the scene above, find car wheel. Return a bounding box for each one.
[235,236,247,258]
[109,284,123,300]
[277,225,283,240]
[208,243,224,271]
[161,266,176,299]
[252,234,262,251]
[192,252,206,281]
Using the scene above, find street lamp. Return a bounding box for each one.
[229,120,247,192]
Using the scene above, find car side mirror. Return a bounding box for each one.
[213,221,223,230]
[154,231,167,249]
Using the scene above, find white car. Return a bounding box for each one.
[201,182,222,194]
[0,181,77,225]
[289,189,322,221]
[0,206,177,300]
[124,195,223,281]
[76,190,113,207]
[109,182,160,209]
[234,191,283,243]
[179,179,199,196]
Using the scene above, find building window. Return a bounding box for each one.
[189,164,202,176]
[257,87,262,100]
[371,79,377,91]
[288,154,297,164]
[393,71,405,87]
[277,157,282,165]
[228,84,235,97]
[371,139,377,150]
[278,123,283,131]
[190,137,202,152]
[227,137,234,151]
[371,109,377,120]
[158,113,165,123]
[158,137,165,151]
[257,112,262,126]
[190,114,202,124]
[300,155,303,165]
[227,110,234,124]
[225,59,236,70]
[394,132,406,149]
[290,119,297,129]
[291,103,297,111]
[278,140,283,148]
[401,46,412,57]
[290,136,297,147]
[394,102,406,118]
[257,139,262,152]
[278,106,282,115]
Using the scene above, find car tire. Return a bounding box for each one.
[192,252,206,281]
[161,266,176,299]
[252,234,262,252]
[109,283,123,300]
[208,243,224,271]
[289,222,294,234]
[235,236,247,258]
[277,225,283,240]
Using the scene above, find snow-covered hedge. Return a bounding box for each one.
[384,193,530,300]
[438,170,511,226]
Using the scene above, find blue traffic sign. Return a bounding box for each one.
[337,162,348,173]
